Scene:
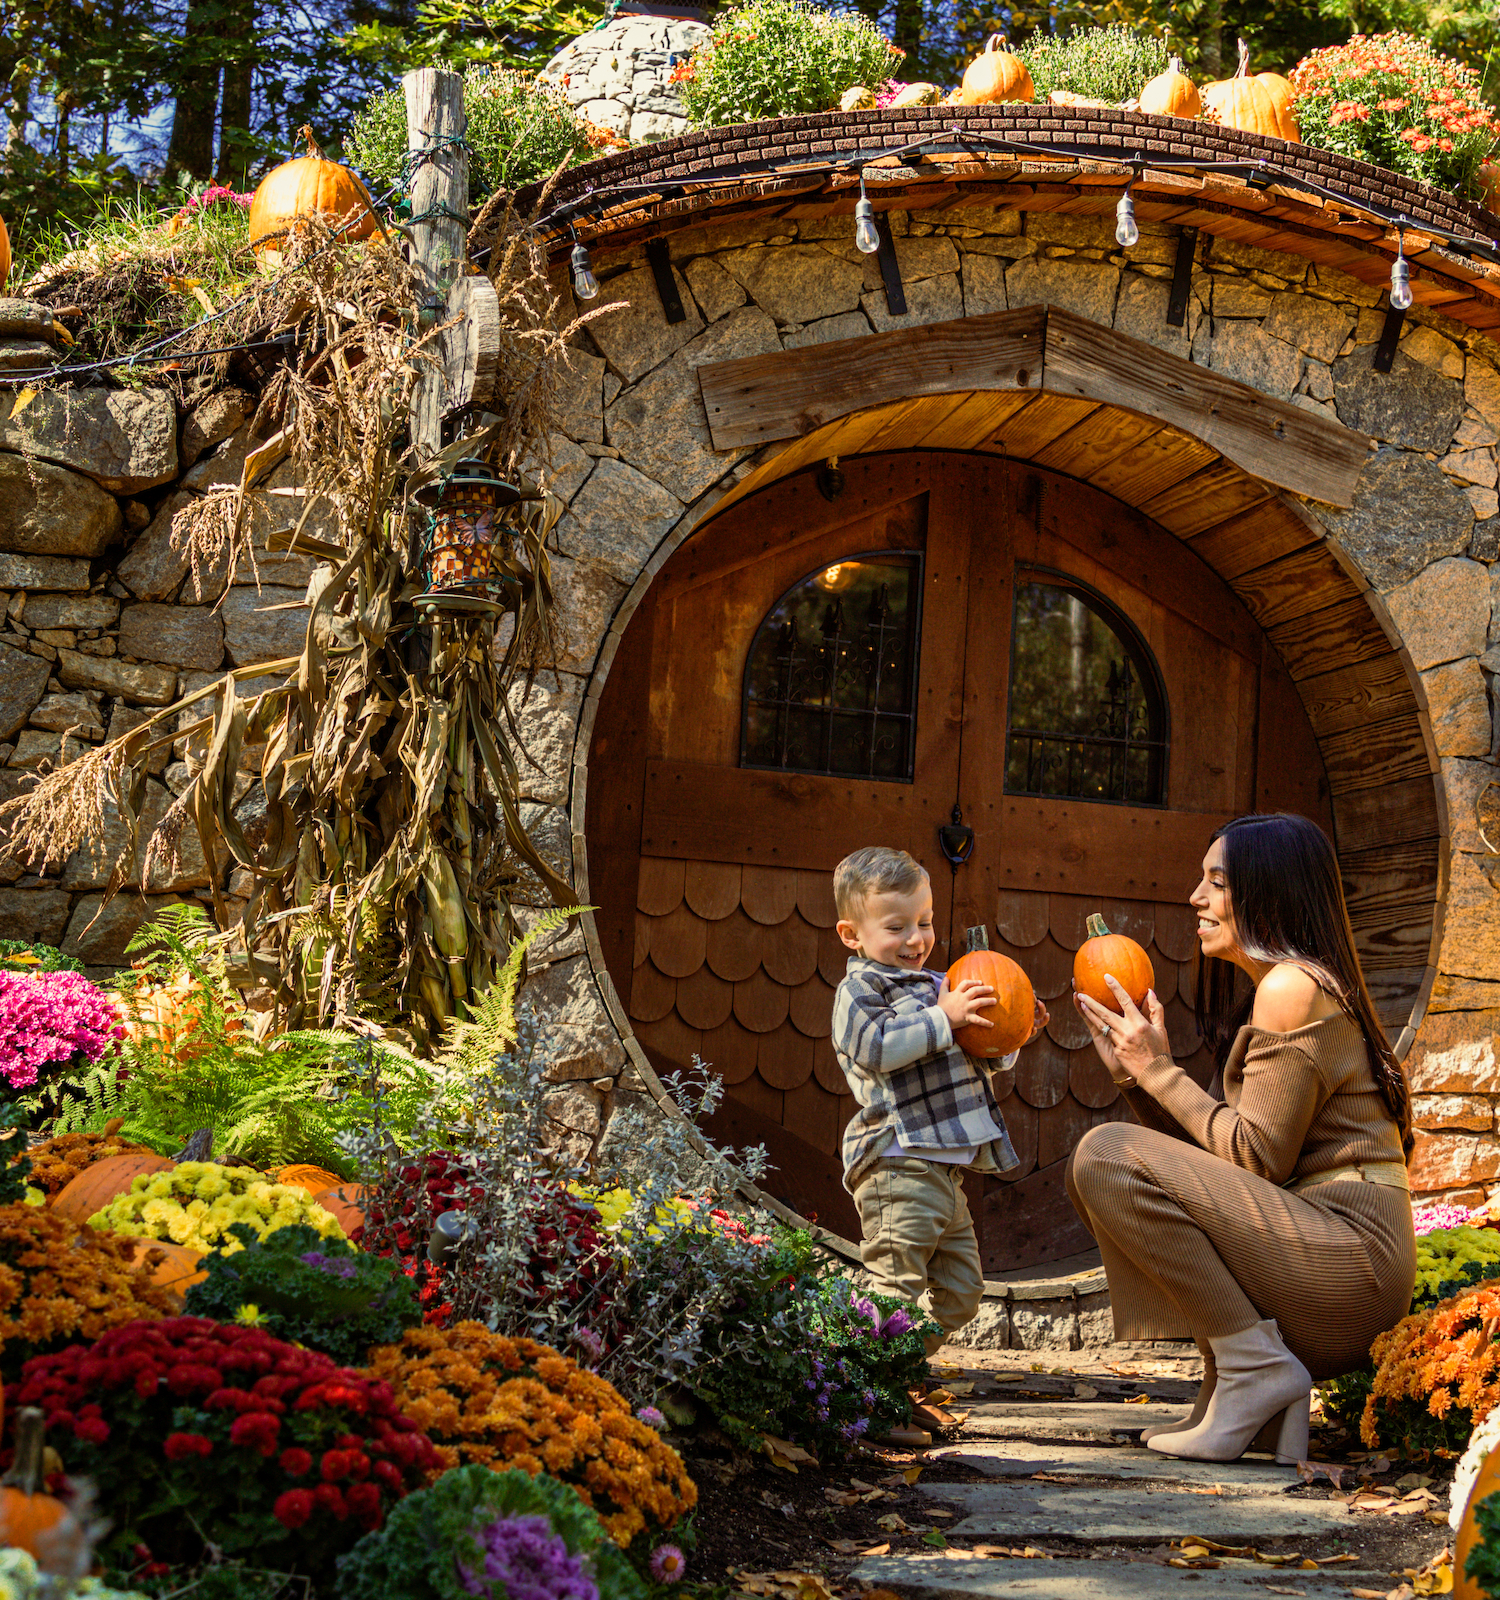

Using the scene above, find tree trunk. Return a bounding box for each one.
[165,0,220,184]
[1198,0,1224,78]
[216,0,253,186]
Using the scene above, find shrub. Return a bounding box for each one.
[361,1323,696,1547]
[14,1318,440,1582]
[1362,1278,1500,1454]
[0,939,84,974]
[25,1125,162,1199]
[0,1548,149,1598]
[1019,24,1170,105]
[89,1162,347,1254]
[675,0,902,128]
[337,1465,647,1600]
[0,969,121,1098]
[183,1223,421,1366]
[1290,33,1500,200]
[0,1204,174,1378]
[348,66,594,200]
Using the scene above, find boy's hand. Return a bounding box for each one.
[937,974,994,1030]
[1024,995,1050,1046]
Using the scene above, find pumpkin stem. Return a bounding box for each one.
[1085,913,1111,939]
[103,1118,125,1137]
[965,925,991,953]
[1168,55,1185,72]
[3,1411,45,1495]
[297,123,325,160]
[985,32,1009,52]
[1235,37,1250,77]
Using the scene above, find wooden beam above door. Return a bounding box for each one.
[696,306,1372,506]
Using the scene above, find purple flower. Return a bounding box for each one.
[0,970,122,1089]
[878,1306,913,1339]
[459,1513,598,1600]
[299,1251,357,1279]
[851,1294,882,1331]
[650,1544,687,1583]
[573,1328,604,1363]
[635,1405,666,1429]
[1413,1203,1475,1235]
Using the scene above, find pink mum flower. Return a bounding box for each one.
[0,970,122,1089]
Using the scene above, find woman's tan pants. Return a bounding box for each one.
[1066,1123,1415,1380]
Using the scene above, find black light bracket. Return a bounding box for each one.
[875,214,907,317]
[939,804,975,869]
[1166,227,1198,329]
[1373,300,1406,374]
[646,237,687,324]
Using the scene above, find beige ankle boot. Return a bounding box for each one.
[1140,1351,1216,1444]
[1147,1319,1310,1465]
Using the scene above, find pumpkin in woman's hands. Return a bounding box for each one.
[1203,38,1298,141]
[947,927,1036,1058]
[0,1409,69,1558]
[1073,914,1155,1013]
[958,35,1034,105]
[1140,56,1201,118]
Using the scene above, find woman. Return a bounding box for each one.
[1066,812,1416,1465]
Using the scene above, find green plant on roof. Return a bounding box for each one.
[675,0,903,128]
[1018,24,1171,105]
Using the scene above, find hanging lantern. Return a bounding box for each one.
[412,459,531,617]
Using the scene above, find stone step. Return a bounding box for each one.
[850,1554,1381,1598]
[932,1441,1299,1489]
[925,1482,1352,1540]
[964,1401,1185,1439]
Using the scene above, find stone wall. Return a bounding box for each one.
[539,15,709,145]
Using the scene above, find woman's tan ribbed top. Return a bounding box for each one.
[1126,1014,1405,1185]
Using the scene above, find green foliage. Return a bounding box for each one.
[0,940,84,974]
[336,1465,646,1600]
[0,1105,30,1205]
[1414,1224,1500,1307]
[347,67,593,201]
[1019,23,1172,102]
[341,0,598,79]
[676,0,903,128]
[1468,1489,1500,1599]
[47,905,430,1170]
[184,1222,420,1365]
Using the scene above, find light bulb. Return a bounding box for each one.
[854,192,880,255]
[1390,252,1412,311]
[571,240,599,300]
[1115,189,1139,248]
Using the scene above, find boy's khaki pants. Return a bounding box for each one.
[853,1156,984,1356]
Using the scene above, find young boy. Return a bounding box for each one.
[832,846,1046,1375]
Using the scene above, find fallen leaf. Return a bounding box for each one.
[860,1592,901,1600]
[921,1531,950,1548]
[1413,1548,1454,1596]
[762,1434,817,1473]
[1314,1555,1360,1565]
[1426,1512,1452,1526]
[925,1388,956,1406]
[1169,1558,1223,1570]
[1348,1590,1388,1598]
[849,1478,876,1492]
[1298,1460,1349,1489]
[875,1514,909,1533]
[1105,1363,1139,1376]
[822,1489,859,1507]
[1074,1382,1100,1399]
[944,1381,976,1396]
[1125,1393,1153,1404]
[1020,1547,1053,1560]
[971,1545,1013,1559]
[1264,1589,1306,1596]
[1173,1539,1254,1556]
[861,1544,890,1557]
[1255,1553,1303,1566]
[928,1509,954,1518]
[1395,1474,1434,1491]
[1033,1474,1087,1485]
[10,387,37,419]
[823,1540,862,1554]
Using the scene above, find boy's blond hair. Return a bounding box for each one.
[834,846,929,920]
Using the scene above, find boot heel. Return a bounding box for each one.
[1273,1398,1310,1465]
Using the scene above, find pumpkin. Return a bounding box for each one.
[1456,1441,1500,1599]
[247,125,378,256]
[127,1239,208,1302]
[313,1184,368,1241]
[1203,38,1299,143]
[958,35,1034,107]
[840,84,876,112]
[888,82,943,108]
[0,1409,69,1558]
[274,1164,344,1197]
[1073,913,1156,1013]
[1478,161,1500,216]
[120,973,248,1062]
[1140,56,1202,119]
[0,212,9,288]
[946,926,1036,1058]
[51,1152,174,1224]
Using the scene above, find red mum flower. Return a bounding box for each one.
[321,1449,352,1481]
[74,1416,110,1444]
[346,1481,382,1531]
[273,1489,314,1529]
[229,1412,281,1456]
[164,1433,214,1462]
[280,1448,313,1477]
[314,1483,348,1519]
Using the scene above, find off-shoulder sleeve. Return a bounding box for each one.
[1130,1032,1326,1183]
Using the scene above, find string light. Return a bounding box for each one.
[1390,228,1413,311]
[854,176,880,255]
[570,235,600,300]
[1115,185,1139,249]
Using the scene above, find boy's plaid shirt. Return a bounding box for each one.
[832,956,1021,1194]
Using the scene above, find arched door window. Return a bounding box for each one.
[741,552,922,781]
[1005,568,1169,805]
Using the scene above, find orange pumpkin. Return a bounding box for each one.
[313,1184,368,1241]
[120,973,247,1062]
[51,1153,175,1224]
[1456,1443,1500,1598]
[0,213,10,288]
[1139,56,1202,119]
[0,1409,69,1557]
[248,125,378,256]
[274,1165,345,1198]
[1203,38,1299,142]
[946,927,1036,1058]
[1478,161,1500,216]
[959,35,1034,106]
[1073,913,1155,1013]
[127,1240,208,1302]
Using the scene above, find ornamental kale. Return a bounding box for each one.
[336,1466,646,1600]
[184,1224,421,1366]
[0,969,121,1092]
[1467,1485,1500,1597]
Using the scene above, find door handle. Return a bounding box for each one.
[938,804,974,868]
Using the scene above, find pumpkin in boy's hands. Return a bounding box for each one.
[1073,914,1155,1013]
[947,928,1036,1058]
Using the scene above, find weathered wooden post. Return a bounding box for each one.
[402,67,469,462]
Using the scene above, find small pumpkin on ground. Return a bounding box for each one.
[0,1409,68,1558]
[248,124,379,257]
[946,926,1036,1058]
[1140,56,1202,119]
[126,1240,208,1303]
[50,1152,175,1224]
[959,35,1034,105]
[1203,38,1298,142]
[1073,913,1155,1013]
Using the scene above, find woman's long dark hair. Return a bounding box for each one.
[1193,812,1413,1157]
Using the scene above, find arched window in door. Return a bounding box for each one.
[741,551,922,781]
[1005,568,1169,805]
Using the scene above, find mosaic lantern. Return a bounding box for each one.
[412,458,527,617]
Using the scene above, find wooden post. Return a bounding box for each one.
[403,67,469,464]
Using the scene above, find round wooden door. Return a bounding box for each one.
[585,451,1331,1270]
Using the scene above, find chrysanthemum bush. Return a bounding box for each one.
[1290,33,1500,199]
[1020,24,1170,105]
[23,1125,161,1200]
[361,1322,696,1549]
[88,1162,348,1254]
[674,0,902,127]
[0,970,121,1096]
[13,1318,440,1583]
